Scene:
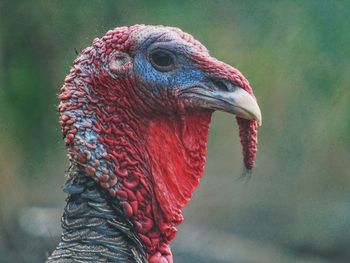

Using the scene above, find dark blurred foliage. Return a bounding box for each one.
[0,1,350,262]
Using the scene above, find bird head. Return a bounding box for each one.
[114,27,261,122]
[58,25,261,263]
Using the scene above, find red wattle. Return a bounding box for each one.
[147,111,211,223]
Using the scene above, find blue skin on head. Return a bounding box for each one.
[133,39,207,101]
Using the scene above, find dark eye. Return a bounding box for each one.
[150,50,175,72]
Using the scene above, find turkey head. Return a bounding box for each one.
[58,25,261,263]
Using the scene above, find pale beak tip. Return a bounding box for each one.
[230,88,262,127]
[255,111,262,127]
[258,119,262,127]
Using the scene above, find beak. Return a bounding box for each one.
[211,84,262,126]
[182,80,262,126]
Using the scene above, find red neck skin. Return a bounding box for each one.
[59,55,212,262]
[101,109,212,262]
[142,111,212,262]
[107,110,212,263]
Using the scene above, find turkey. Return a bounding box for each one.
[47,25,262,263]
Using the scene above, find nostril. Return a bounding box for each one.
[211,79,230,92]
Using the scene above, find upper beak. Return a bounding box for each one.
[183,54,263,126]
[213,84,262,126]
[183,80,262,126]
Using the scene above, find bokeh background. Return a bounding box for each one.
[1,1,349,262]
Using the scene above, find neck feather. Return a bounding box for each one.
[47,167,147,263]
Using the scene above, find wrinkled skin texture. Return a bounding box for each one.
[55,25,259,263]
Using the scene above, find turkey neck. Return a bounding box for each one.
[58,58,212,260]
[94,107,213,260]
[46,167,147,263]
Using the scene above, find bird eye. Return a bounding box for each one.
[149,50,175,72]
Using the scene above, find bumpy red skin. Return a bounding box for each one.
[58,25,258,262]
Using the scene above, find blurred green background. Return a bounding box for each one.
[0,1,349,262]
